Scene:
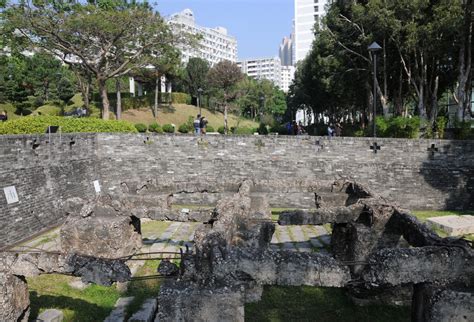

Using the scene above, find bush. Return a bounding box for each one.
[178,123,191,134]
[162,123,175,133]
[0,116,138,134]
[435,116,447,139]
[269,123,286,135]
[257,123,268,135]
[217,126,225,134]
[148,122,163,133]
[172,92,192,104]
[32,105,62,116]
[135,123,147,133]
[234,127,256,135]
[206,125,215,133]
[374,116,420,138]
[452,121,474,140]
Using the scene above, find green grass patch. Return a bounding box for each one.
[412,210,474,241]
[28,274,121,322]
[245,286,410,322]
[124,260,162,319]
[141,221,171,239]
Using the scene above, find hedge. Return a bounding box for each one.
[0,116,138,134]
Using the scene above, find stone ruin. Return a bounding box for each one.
[1,179,473,321]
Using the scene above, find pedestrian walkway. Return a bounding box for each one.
[270,225,330,253]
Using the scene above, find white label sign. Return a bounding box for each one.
[93,180,101,193]
[4,186,19,204]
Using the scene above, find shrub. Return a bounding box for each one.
[374,116,420,138]
[172,92,192,104]
[257,123,268,135]
[269,123,286,135]
[33,105,62,116]
[0,116,137,134]
[217,126,225,134]
[135,123,147,133]
[162,123,175,133]
[148,123,163,133]
[206,125,215,133]
[453,121,474,140]
[234,127,256,135]
[435,116,447,139]
[178,123,191,134]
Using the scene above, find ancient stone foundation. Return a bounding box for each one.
[153,180,473,322]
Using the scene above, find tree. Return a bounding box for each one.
[6,1,176,119]
[207,60,243,133]
[185,57,209,102]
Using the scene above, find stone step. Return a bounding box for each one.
[128,298,157,322]
[36,309,64,322]
[104,297,134,322]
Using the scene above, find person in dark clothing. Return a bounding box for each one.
[200,116,208,135]
[0,111,7,122]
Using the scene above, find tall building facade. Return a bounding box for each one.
[294,0,331,64]
[237,57,282,89]
[281,66,296,93]
[279,34,294,67]
[168,9,238,66]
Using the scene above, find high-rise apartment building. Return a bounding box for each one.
[294,0,331,63]
[237,57,282,89]
[168,9,238,66]
[279,33,294,67]
[281,66,296,93]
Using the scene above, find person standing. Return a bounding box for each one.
[193,114,201,135]
[200,116,208,135]
[327,124,333,137]
[0,111,7,122]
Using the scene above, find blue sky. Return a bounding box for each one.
[154,0,294,60]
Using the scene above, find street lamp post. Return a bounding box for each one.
[197,88,203,116]
[368,42,382,138]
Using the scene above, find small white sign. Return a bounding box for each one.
[4,186,19,204]
[93,180,101,193]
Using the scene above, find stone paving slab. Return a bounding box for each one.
[128,298,157,322]
[427,215,474,236]
[104,297,134,322]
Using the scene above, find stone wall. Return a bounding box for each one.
[1,133,473,248]
[0,134,99,248]
[98,134,474,210]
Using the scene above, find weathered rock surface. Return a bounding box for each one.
[60,203,142,258]
[213,249,351,287]
[278,204,365,225]
[0,272,29,322]
[156,281,245,322]
[157,260,179,277]
[412,284,474,322]
[0,252,131,286]
[362,247,474,286]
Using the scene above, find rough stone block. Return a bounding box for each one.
[37,309,64,322]
[104,297,134,322]
[0,272,29,322]
[60,214,142,258]
[129,298,157,322]
[427,215,474,236]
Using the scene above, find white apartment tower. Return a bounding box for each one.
[237,57,282,89]
[281,66,296,93]
[168,9,238,66]
[294,0,331,63]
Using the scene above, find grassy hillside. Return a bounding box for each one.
[122,104,259,129]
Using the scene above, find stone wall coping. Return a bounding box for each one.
[2,132,473,144]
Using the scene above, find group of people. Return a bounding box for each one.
[0,111,8,122]
[327,123,342,137]
[193,114,208,135]
[286,120,306,135]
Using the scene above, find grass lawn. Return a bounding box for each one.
[122,104,259,129]
[245,286,410,322]
[28,274,121,322]
[411,210,474,241]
